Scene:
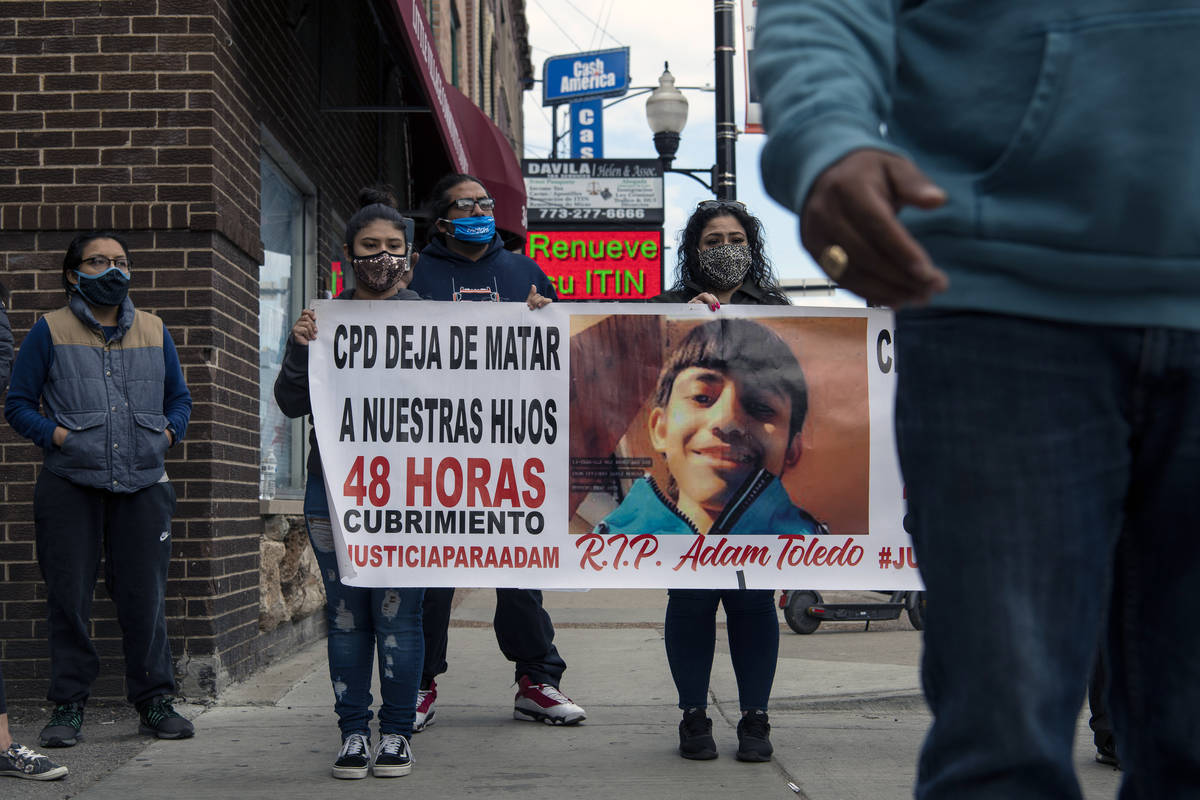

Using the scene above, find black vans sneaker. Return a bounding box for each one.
[332,733,371,779]
[678,707,718,760]
[736,709,773,762]
[372,733,412,777]
[39,702,84,748]
[137,696,194,739]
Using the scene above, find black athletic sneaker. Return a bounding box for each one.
[736,709,773,762]
[0,742,68,780]
[678,707,718,760]
[39,702,84,748]
[137,696,195,739]
[1096,740,1122,769]
[332,733,371,779]
[372,733,413,777]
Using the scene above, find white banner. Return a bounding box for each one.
[308,301,920,590]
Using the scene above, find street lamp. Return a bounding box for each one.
[645,63,716,193]
[645,64,688,168]
[644,1,738,199]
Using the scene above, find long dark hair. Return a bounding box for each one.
[673,203,788,303]
[61,231,130,296]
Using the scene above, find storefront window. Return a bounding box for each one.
[258,152,310,498]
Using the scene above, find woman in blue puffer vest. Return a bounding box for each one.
[4,232,193,748]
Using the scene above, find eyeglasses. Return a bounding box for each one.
[450,196,496,212]
[696,199,748,212]
[80,255,130,270]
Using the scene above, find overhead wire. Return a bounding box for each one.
[598,0,617,49]
[559,0,624,50]
[529,0,584,50]
[585,0,607,50]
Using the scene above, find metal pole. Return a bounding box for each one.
[551,103,559,159]
[713,0,737,200]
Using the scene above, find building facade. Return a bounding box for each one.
[0,0,532,700]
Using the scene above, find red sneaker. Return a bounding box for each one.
[512,676,586,725]
[413,681,437,732]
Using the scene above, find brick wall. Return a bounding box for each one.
[0,0,409,700]
[0,0,529,701]
[426,0,529,148]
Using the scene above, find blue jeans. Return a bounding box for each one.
[895,311,1200,800]
[305,474,424,738]
[664,589,778,711]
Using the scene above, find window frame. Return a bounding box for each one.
[258,129,317,500]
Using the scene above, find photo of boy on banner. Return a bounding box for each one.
[568,312,869,539]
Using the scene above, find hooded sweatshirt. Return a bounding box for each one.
[409,234,558,302]
[755,0,1200,329]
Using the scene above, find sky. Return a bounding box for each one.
[520,0,852,299]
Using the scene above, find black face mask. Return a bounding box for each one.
[74,266,130,307]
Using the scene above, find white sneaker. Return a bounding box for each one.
[414,681,437,732]
[513,676,586,725]
[372,733,412,778]
[331,733,370,779]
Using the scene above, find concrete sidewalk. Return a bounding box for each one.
[6,590,1121,799]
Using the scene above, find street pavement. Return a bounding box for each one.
[5,589,1121,799]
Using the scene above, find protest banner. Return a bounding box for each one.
[308,301,918,590]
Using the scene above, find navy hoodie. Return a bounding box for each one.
[410,234,558,302]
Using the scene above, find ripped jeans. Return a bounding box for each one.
[305,473,424,738]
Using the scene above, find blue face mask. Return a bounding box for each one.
[441,215,495,244]
[74,266,130,307]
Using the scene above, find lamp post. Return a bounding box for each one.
[645,0,739,201]
[645,64,718,193]
[713,0,737,200]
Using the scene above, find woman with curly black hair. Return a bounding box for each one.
[652,200,789,306]
[650,200,791,763]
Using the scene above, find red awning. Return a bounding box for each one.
[443,85,527,238]
[383,0,527,238]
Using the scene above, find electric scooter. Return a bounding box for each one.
[778,589,925,634]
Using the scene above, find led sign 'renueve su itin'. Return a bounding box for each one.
[526,230,662,300]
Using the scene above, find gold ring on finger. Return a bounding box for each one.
[818,244,849,282]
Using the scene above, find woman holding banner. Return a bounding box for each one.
[649,200,791,762]
[652,200,791,307]
[273,187,424,780]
